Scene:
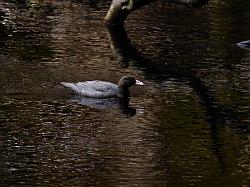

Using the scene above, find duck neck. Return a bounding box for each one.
[118,87,130,98]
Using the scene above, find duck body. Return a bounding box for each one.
[61,76,144,99]
[237,40,250,50]
[61,80,118,98]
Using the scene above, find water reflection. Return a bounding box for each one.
[106,3,249,184]
[66,96,137,117]
[107,23,230,125]
[0,1,55,62]
[107,22,230,175]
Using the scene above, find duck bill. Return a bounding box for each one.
[135,80,144,85]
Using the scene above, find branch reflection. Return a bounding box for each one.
[106,23,231,172]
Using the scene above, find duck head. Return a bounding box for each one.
[117,76,144,98]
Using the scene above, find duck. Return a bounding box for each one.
[236,40,250,50]
[61,76,144,98]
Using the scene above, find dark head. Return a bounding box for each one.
[117,76,144,98]
[118,76,144,88]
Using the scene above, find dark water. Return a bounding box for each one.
[0,0,249,186]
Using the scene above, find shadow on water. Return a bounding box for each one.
[107,23,248,126]
[106,22,248,173]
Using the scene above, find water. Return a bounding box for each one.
[0,0,249,186]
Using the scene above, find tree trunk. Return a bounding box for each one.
[104,0,209,25]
